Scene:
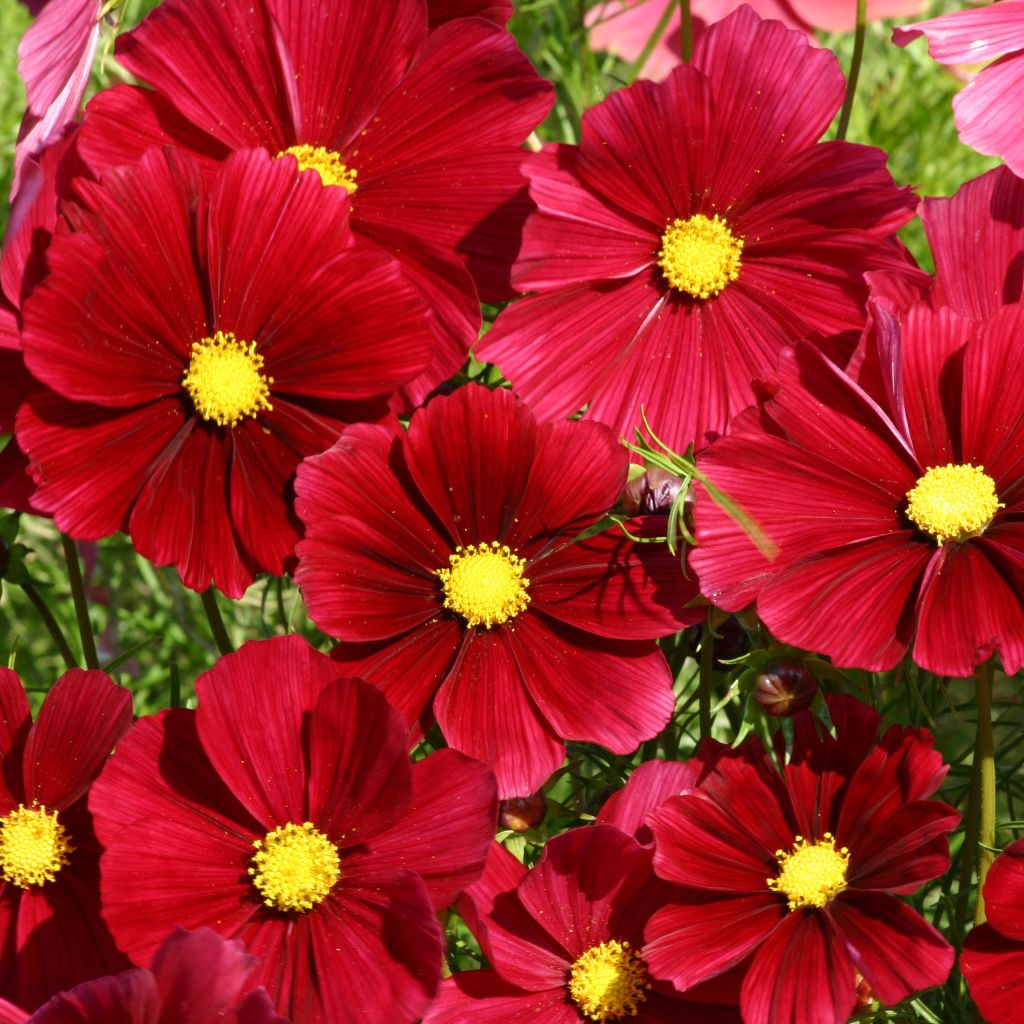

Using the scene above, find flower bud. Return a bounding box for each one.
[623,468,683,516]
[753,659,818,717]
[499,792,547,833]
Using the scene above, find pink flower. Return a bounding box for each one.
[894,1,1024,176]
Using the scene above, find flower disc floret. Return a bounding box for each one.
[905,463,1002,545]
[182,330,273,428]
[657,213,743,299]
[437,541,531,629]
[278,144,358,194]
[568,939,650,1021]
[249,821,340,913]
[768,833,850,911]
[0,803,74,888]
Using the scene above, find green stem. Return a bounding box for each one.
[61,535,98,670]
[956,748,981,934]
[835,0,867,141]
[680,0,693,63]
[20,582,77,671]
[975,659,996,925]
[699,615,714,739]
[628,0,681,83]
[200,588,234,656]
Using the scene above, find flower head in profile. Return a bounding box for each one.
[89,634,498,1024]
[0,927,285,1024]
[644,695,958,1024]
[17,146,436,596]
[895,2,1024,177]
[0,667,133,1011]
[77,0,552,406]
[294,383,698,797]
[424,827,741,1023]
[961,838,1024,1024]
[479,5,916,454]
[692,300,1024,677]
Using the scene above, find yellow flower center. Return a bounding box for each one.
[0,804,74,888]
[182,330,273,428]
[436,541,531,629]
[905,463,1002,545]
[249,822,340,913]
[567,939,650,1021]
[657,213,743,299]
[768,833,850,911]
[277,144,358,194]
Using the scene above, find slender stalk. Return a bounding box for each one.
[20,582,77,671]
[169,661,181,709]
[698,615,714,739]
[679,0,693,63]
[628,0,681,83]
[200,588,234,656]
[60,535,99,670]
[835,0,867,141]
[974,659,996,925]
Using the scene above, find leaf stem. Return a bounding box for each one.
[974,658,996,924]
[699,615,714,738]
[835,0,867,140]
[61,535,99,670]
[628,0,681,82]
[19,582,77,671]
[200,588,234,656]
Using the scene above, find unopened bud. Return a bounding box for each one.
[623,468,684,516]
[753,659,818,717]
[499,792,546,833]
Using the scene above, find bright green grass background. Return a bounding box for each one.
[0,7,1018,1019]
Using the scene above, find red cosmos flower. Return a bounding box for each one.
[691,300,1024,677]
[644,695,958,1024]
[894,2,1024,177]
[16,145,436,597]
[89,634,498,1024]
[962,839,1024,1023]
[425,827,741,1023]
[293,383,697,798]
[0,927,285,1024]
[427,0,512,26]
[0,667,133,1011]
[478,5,916,453]
[77,0,552,406]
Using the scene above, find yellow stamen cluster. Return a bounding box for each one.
[657,213,743,299]
[567,939,650,1021]
[249,822,340,913]
[437,541,531,629]
[278,144,358,194]
[182,330,273,428]
[768,833,850,912]
[0,803,74,888]
[905,463,1002,545]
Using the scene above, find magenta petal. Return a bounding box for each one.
[434,629,565,798]
[22,670,132,809]
[194,635,340,828]
[31,970,158,1024]
[985,839,1024,941]
[740,910,856,1024]
[0,669,31,767]
[962,923,1024,1024]
[829,894,953,1005]
[423,973,576,1024]
[954,55,1024,178]
[596,759,700,845]
[893,2,1024,64]
[365,749,496,910]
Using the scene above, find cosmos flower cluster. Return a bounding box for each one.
[1,0,1023,1021]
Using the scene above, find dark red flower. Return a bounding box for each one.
[426,0,512,26]
[424,827,741,1023]
[294,383,698,797]
[16,146,436,597]
[962,838,1024,1024]
[77,0,552,406]
[0,667,133,1011]
[478,5,915,453]
[0,927,285,1023]
[691,301,1024,676]
[89,634,497,1024]
[644,695,958,1024]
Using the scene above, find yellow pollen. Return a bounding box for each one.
[768,833,850,912]
[277,144,358,194]
[436,541,531,629]
[657,213,743,299]
[567,939,650,1021]
[0,804,74,889]
[249,822,340,913]
[182,330,273,428]
[905,463,1002,545]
